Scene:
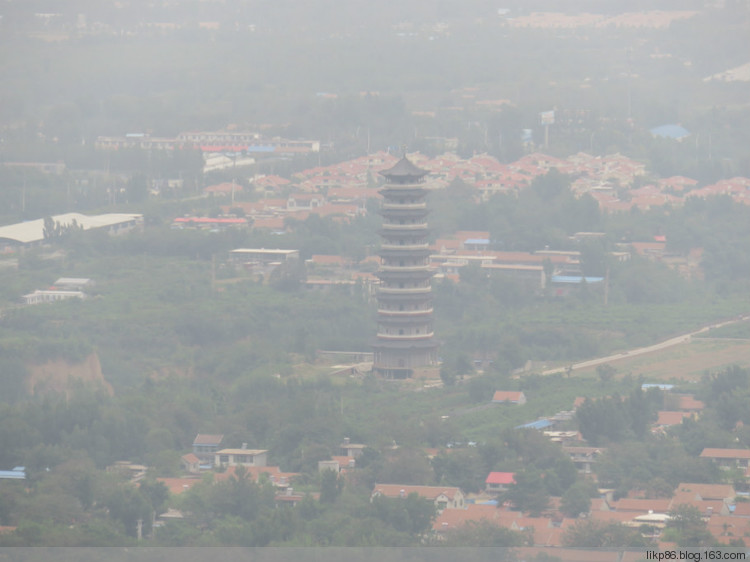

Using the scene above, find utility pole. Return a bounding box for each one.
[604,267,610,307]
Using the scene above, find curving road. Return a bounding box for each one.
[540,315,750,376]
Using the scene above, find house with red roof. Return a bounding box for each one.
[677,482,736,501]
[371,484,465,512]
[318,456,356,474]
[180,453,201,474]
[251,217,287,231]
[612,497,672,513]
[652,411,694,433]
[157,477,201,495]
[492,391,526,405]
[214,464,297,489]
[485,471,516,494]
[700,448,750,471]
[432,503,507,533]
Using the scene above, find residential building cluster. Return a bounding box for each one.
[187,150,749,241]
[125,390,750,552]
[506,10,699,30]
[376,389,750,549]
[95,132,320,155]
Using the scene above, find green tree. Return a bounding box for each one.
[503,467,550,516]
[560,481,595,518]
[562,519,648,548]
[437,519,525,547]
[103,484,153,538]
[595,363,617,383]
[319,470,343,504]
[664,504,716,547]
[139,479,170,517]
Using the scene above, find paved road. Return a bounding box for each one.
[540,315,750,376]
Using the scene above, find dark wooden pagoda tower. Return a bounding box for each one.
[372,156,438,378]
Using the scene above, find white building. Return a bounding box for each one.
[214,448,268,468]
[22,290,85,306]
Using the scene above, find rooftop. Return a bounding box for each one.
[380,156,429,179]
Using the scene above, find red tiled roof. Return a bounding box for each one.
[674,483,736,501]
[655,411,693,426]
[433,503,503,532]
[486,472,516,485]
[174,217,247,224]
[733,503,750,517]
[589,510,640,524]
[193,434,223,446]
[372,483,461,501]
[700,448,750,460]
[213,465,298,486]
[181,453,200,464]
[252,217,286,230]
[614,498,671,513]
[157,477,201,495]
[309,254,349,266]
[492,391,525,403]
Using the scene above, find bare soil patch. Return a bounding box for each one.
[26,353,114,397]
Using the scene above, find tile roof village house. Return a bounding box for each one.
[180,453,201,475]
[675,482,736,504]
[318,456,357,474]
[213,465,297,490]
[371,484,465,512]
[652,411,696,433]
[427,478,749,547]
[157,466,299,500]
[192,434,223,467]
[700,448,750,471]
[492,391,527,405]
[157,477,201,496]
[485,471,516,494]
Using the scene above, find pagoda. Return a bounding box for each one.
[372,156,438,378]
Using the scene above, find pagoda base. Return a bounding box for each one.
[372,341,438,379]
[372,365,414,379]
